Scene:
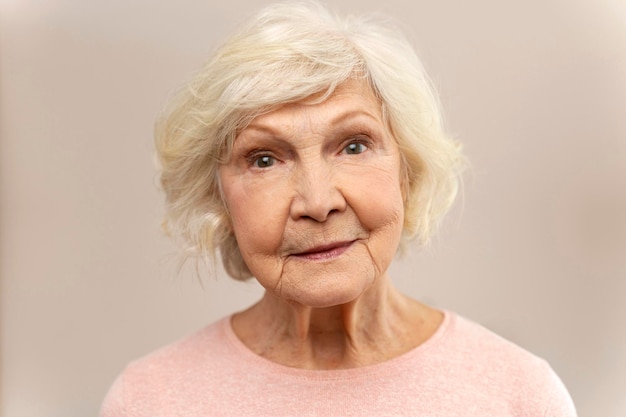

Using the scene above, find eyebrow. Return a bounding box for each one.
[243,109,382,136]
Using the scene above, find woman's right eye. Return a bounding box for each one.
[252,155,275,168]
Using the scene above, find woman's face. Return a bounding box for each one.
[219,79,405,308]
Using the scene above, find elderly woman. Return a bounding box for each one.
[100,2,576,416]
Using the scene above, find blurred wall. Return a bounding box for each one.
[1,1,625,416]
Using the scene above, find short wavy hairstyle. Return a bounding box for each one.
[155,1,464,280]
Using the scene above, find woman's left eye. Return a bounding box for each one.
[343,142,368,155]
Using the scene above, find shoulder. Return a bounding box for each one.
[434,312,577,416]
[442,312,547,369]
[99,317,236,417]
[125,315,232,377]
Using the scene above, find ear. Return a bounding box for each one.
[398,149,412,207]
[219,234,252,281]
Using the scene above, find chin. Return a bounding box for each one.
[281,271,375,309]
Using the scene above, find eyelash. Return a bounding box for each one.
[342,135,371,155]
[243,135,372,169]
[245,150,277,169]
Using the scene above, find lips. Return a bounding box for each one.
[291,240,355,261]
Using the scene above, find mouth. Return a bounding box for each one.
[291,240,355,261]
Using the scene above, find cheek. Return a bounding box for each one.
[350,165,405,230]
[345,164,405,266]
[223,178,289,259]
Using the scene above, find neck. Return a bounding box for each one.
[231,275,441,369]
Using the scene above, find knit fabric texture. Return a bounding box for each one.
[100,311,576,416]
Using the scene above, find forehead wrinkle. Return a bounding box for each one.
[245,108,383,141]
[239,82,385,144]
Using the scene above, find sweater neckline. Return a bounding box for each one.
[220,309,454,380]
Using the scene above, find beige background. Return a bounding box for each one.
[1,0,625,416]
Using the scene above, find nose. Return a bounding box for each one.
[289,162,347,222]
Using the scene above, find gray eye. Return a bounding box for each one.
[344,142,367,155]
[254,155,275,168]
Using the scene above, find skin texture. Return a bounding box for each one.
[219,79,442,369]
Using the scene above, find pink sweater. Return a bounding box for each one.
[100,311,576,416]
